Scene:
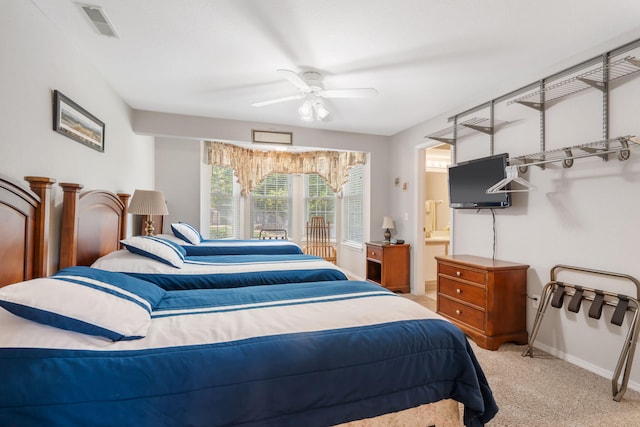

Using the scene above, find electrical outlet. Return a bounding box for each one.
[530,294,540,309]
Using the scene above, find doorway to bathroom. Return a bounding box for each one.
[423,144,451,302]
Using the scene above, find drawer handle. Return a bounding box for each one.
[455,309,462,315]
[456,271,461,277]
[371,252,375,256]
[456,288,462,294]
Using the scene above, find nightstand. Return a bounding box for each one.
[365,242,410,293]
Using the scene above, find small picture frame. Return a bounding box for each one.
[53,90,105,152]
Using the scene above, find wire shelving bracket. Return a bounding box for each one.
[425,117,509,144]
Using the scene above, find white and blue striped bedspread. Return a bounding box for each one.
[92,250,347,290]
[159,235,304,255]
[0,278,497,427]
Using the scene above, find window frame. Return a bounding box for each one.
[303,174,336,240]
[249,173,293,238]
[341,164,364,245]
[209,165,240,239]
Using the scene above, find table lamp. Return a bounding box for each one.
[128,189,169,236]
[381,216,395,243]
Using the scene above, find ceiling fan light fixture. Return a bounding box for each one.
[256,68,374,122]
[313,100,330,120]
[298,100,314,121]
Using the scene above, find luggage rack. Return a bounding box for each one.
[522,264,640,401]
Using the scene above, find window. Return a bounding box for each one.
[210,165,240,238]
[304,174,336,239]
[209,164,363,243]
[342,164,364,244]
[250,173,291,238]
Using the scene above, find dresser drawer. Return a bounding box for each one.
[439,263,486,285]
[435,255,529,350]
[439,277,485,307]
[439,297,485,332]
[366,245,383,261]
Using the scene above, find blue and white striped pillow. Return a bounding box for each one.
[0,267,166,341]
[171,222,203,245]
[121,236,187,268]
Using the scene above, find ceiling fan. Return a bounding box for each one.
[252,69,378,122]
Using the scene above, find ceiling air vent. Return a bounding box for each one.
[77,3,119,38]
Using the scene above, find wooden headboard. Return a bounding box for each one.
[59,183,130,270]
[0,174,55,287]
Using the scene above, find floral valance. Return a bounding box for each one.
[206,141,367,195]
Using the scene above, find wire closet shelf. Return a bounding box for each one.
[508,56,640,108]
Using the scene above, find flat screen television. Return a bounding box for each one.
[448,153,510,209]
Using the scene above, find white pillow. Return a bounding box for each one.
[157,233,192,245]
[121,236,186,268]
[0,266,166,341]
[171,222,203,245]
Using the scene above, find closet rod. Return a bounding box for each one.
[486,136,638,194]
[509,136,637,172]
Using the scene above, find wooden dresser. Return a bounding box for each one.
[435,254,529,350]
[365,242,410,293]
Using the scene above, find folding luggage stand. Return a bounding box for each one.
[522,264,640,401]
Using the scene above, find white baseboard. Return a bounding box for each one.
[533,341,640,393]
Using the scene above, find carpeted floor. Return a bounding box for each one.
[404,293,640,426]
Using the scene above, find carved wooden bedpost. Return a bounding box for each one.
[58,183,83,270]
[24,176,56,278]
[117,193,130,241]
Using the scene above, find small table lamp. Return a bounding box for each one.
[381,216,395,243]
[128,189,169,236]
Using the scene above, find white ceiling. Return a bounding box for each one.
[31,0,640,136]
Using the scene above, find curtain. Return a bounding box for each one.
[207,141,367,195]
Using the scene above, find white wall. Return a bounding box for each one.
[154,138,203,233]
[138,111,390,277]
[391,41,640,390]
[0,1,155,272]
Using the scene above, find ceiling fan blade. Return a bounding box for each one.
[320,88,378,98]
[251,94,304,107]
[277,69,311,91]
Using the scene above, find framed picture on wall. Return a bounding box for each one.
[252,130,293,145]
[53,90,105,152]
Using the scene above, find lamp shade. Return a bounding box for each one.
[128,190,169,216]
[381,216,395,230]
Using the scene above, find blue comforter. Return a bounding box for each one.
[0,279,497,427]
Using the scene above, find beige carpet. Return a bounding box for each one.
[404,293,640,426]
